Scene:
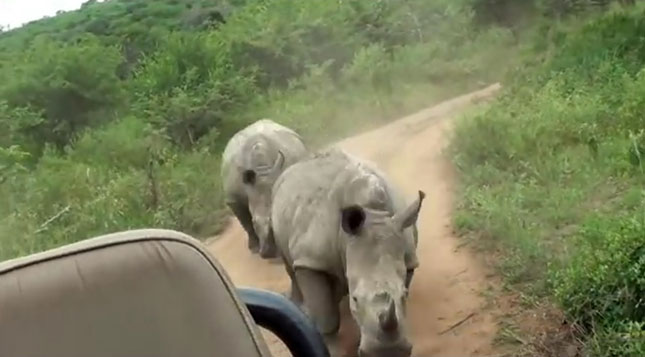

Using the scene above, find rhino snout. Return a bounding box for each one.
[378,299,399,333]
[359,338,412,357]
[252,216,278,259]
[355,290,411,357]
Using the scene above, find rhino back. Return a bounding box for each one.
[272,149,419,274]
[221,119,306,198]
[222,119,302,167]
[271,150,351,275]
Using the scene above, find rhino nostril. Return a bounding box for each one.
[374,291,389,302]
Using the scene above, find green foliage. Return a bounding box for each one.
[0,35,124,152]
[451,4,645,353]
[0,145,31,184]
[223,0,479,87]
[0,117,227,260]
[552,217,645,331]
[132,32,256,147]
[469,0,635,27]
[0,0,231,54]
[589,321,645,357]
[7,0,644,352]
[0,1,515,265]
[0,100,43,153]
[68,116,151,170]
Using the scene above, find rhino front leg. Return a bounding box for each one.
[226,199,260,253]
[295,268,341,355]
[282,258,303,306]
[405,269,415,292]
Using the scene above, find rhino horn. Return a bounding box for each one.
[378,299,398,333]
[393,190,425,231]
[273,150,285,171]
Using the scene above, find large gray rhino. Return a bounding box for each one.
[221,119,308,258]
[270,148,424,357]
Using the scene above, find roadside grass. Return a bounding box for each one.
[450,4,645,355]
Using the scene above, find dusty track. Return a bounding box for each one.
[208,84,503,356]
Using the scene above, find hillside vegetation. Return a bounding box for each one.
[0,0,516,260]
[3,0,643,354]
[452,2,645,355]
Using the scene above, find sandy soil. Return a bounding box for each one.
[208,83,507,357]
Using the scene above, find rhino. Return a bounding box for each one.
[270,148,424,357]
[221,119,308,258]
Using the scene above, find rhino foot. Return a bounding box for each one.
[323,333,342,357]
[282,289,304,309]
[266,256,283,265]
[247,236,260,254]
[258,241,278,259]
[281,290,296,304]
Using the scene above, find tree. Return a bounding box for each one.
[0,35,125,152]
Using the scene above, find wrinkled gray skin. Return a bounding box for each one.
[270,148,424,357]
[221,119,308,258]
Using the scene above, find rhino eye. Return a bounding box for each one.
[242,170,256,185]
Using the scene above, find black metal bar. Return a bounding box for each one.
[237,287,330,357]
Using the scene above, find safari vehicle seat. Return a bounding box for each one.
[0,229,328,357]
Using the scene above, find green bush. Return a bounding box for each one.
[0,35,125,152]
[0,100,44,155]
[68,116,151,170]
[155,148,228,236]
[451,4,645,353]
[132,31,257,147]
[589,321,645,357]
[0,0,516,264]
[551,216,645,331]
[0,127,226,260]
[0,153,151,260]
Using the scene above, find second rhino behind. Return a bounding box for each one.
[221,119,308,258]
[270,148,425,357]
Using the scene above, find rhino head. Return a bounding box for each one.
[241,137,285,258]
[342,190,425,357]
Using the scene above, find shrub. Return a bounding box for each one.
[551,216,645,331]
[0,0,517,265]
[132,32,257,147]
[588,321,645,357]
[451,5,645,352]
[0,35,125,152]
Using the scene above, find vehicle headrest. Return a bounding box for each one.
[0,229,271,357]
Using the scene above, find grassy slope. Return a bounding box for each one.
[0,0,234,49]
[2,0,642,353]
[0,0,517,260]
[451,4,645,355]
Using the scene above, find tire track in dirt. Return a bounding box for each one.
[208,83,504,356]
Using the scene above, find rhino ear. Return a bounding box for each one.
[341,205,366,236]
[270,150,285,173]
[242,169,256,185]
[256,150,285,176]
[393,190,425,231]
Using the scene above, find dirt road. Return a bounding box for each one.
[208,83,504,356]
